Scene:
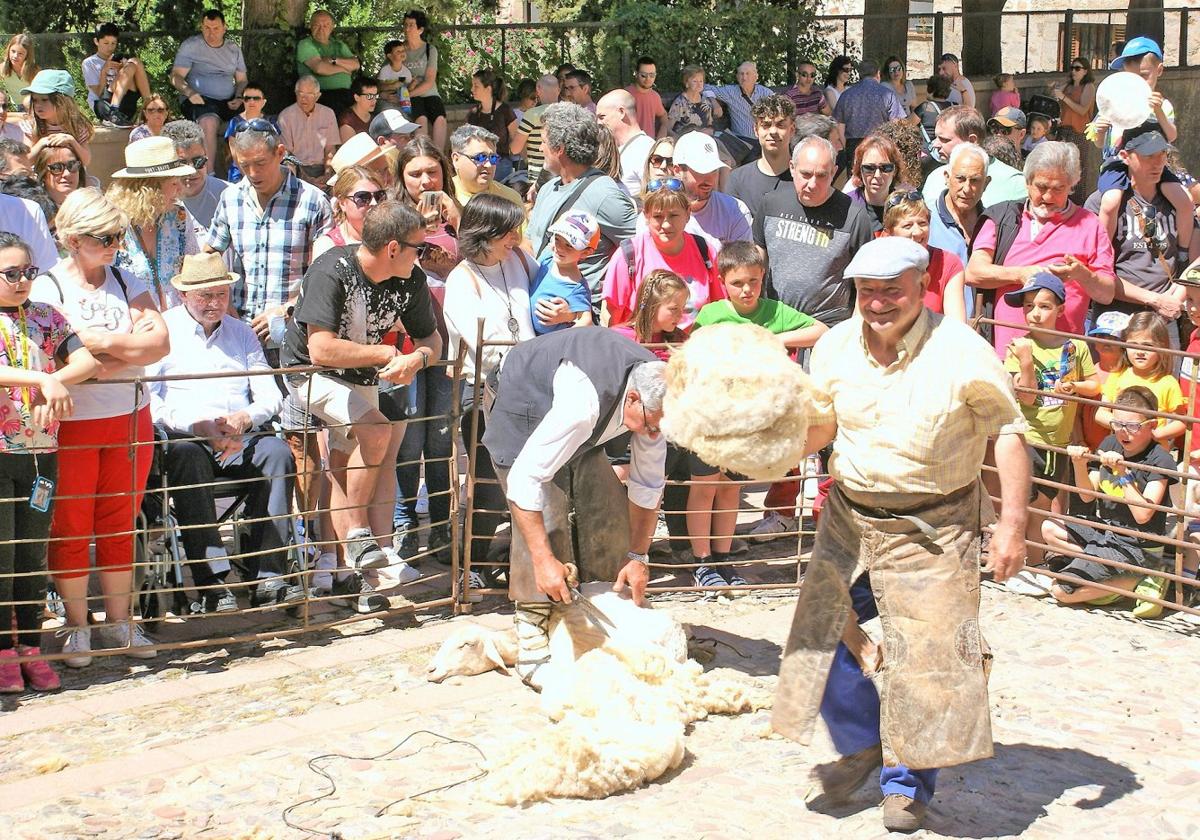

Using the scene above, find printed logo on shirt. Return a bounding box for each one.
[774,218,833,248]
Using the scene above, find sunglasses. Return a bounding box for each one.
[234,117,279,135]
[860,163,896,175]
[1110,419,1152,434]
[144,107,167,113]
[1071,66,1086,71]
[464,152,500,166]
[648,154,672,168]
[46,159,81,175]
[186,155,208,170]
[242,94,264,101]
[646,177,683,193]
[888,65,903,73]
[0,265,37,285]
[400,240,429,259]
[797,71,815,78]
[348,189,387,208]
[637,71,656,79]
[885,190,924,208]
[85,232,123,248]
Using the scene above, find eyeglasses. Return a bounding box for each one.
[1110,419,1152,434]
[348,189,387,208]
[646,177,683,193]
[144,106,167,114]
[885,190,924,208]
[234,118,279,135]
[186,155,208,170]
[648,154,672,168]
[400,240,429,259]
[84,232,123,248]
[46,159,81,175]
[359,92,379,100]
[887,65,903,73]
[640,403,660,435]
[463,152,500,166]
[242,94,264,101]
[0,265,37,285]
[860,163,896,175]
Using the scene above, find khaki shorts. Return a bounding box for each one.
[286,373,379,453]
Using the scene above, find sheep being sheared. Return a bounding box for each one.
[663,322,814,480]
[423,584,771,805]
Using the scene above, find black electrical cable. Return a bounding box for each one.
[281,729,489,838]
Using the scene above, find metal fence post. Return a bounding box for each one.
[1063,9,1075,70]
[501,28,507,71]
[786,17,797,86]
[1180,9,1190,69]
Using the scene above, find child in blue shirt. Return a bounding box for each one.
[528,211,597,335]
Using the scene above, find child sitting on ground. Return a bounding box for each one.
[1045,386,1177,618]
[685,242,827,591]
[528,211,597,335]
[377,39,413,115]
[610,268,688,361]
[1003,273,1100,596]
[1094,311,1185,447]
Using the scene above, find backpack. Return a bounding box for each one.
[619,234,712,285]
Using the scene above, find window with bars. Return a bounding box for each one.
[1062,22,1125,70]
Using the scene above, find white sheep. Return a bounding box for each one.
[422,584,771,804]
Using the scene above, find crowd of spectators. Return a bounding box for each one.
[0,12,1198,693]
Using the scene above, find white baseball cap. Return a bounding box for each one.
[548,211,600,251]
[673,131,728,174]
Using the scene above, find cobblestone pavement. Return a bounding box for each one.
[1,577,1198,840]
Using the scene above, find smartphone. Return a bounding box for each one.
[420,190,442,230]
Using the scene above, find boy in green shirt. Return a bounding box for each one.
[1002,272,1100,593]
[686,242,826,591]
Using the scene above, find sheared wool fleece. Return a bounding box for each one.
[663,322,813,479]
[483,645,771,804]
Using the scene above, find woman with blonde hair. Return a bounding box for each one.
[314,165,387,257]
[0,34,39,107]
[30,187,170,667]
[106,136,200,309]
[640,135,675,196]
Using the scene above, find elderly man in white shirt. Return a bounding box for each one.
[147,253,301,611]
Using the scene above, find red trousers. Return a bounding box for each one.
[48,407,152,579]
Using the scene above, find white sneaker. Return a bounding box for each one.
[103,621,157,659]
[58,626,92,668]
[1005,569,1054,597]
[415,481,429,515]
[379,548,422,586]
[747,512,798,542]
[311,553,337,594]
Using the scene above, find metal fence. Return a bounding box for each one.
[4,312,1199,675]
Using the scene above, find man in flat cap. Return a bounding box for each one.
[772,237,1030,832]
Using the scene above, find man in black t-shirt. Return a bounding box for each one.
[282,201,442,610]
[727,94,796,221]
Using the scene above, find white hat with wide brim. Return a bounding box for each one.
[111,136,198,179]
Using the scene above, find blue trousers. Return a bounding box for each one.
[819,574,939,803]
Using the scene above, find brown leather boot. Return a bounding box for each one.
[882,794,928,832]
[809,744,883,803]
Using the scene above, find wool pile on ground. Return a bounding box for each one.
[662,322,813,479]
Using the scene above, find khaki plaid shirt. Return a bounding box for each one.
[809,308,1026,497]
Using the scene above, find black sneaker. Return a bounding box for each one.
[394,529,420,562]
[427,524,451,565]
[198,587,238,614]
[346,529,388,570]
[330,572,388,614]
[693,564,726,590]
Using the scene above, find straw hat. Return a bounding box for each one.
[112,137,198,179]
[170,253,240,292]
[330,132,386,175]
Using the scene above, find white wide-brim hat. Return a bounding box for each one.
[111,136,197,179]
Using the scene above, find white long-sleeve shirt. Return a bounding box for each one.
[505,361,666,512]
[147,306,282,433]
[443,251,536,385]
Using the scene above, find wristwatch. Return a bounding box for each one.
[626,551,649,567]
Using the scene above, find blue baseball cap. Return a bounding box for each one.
[1110,36,1164,70]
[1002,272,1066,307]
[1087,310,1131,338]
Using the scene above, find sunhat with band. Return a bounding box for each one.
[111,136,197,179]
[170,252,240,292]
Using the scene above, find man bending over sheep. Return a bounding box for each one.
[772,237,1031,833]
[482,328,667,690]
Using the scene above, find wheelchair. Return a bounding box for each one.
[134,426,309,629]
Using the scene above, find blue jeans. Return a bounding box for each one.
[819,573,939,804]
[392,368,454,533]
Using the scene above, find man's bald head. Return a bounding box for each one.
[596,89,638,141]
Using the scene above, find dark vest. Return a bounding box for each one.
[483,329,658,470]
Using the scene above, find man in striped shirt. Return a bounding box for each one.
[510,74,559,187]
[711,61,774,141]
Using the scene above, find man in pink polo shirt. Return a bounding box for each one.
[966,141,1116,355]
[626,56,666,137]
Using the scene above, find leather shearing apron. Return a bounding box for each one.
[773,479,995,769]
